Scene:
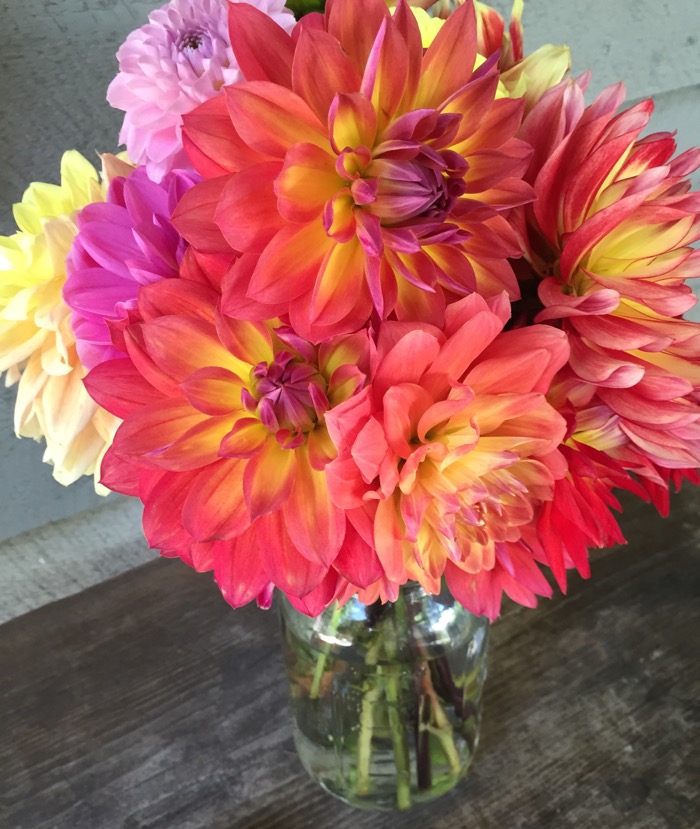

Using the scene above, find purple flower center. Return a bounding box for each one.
[177,28,206,51]
[245,351,329,447]
[180,32,203,49]
[327,108,471,257]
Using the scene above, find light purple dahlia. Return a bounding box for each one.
[64,166,200,370]
[107,0,296,180]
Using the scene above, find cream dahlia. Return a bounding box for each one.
[0,152,120,489]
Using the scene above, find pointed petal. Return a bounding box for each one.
[183,458,249,541]
[216,161,285,254]
[171,176,232,254]
[182,95,269,178]
[248,222,334,304]
[373,328,441,398]
[114,399,205,458]
[155,416,233,470]
[142,470,198,549]
[244,439,297,520]
[416,1,477,109]
[283,448,345,565]
[257,511,329,597]
[285,569,344,616]
[225,81,327,158]
[333,516,384,588]
[140,317,247,381]
[219,418,268,458]
[292,27,362,122]
[326,0,390,76]
[329,92,378,153]
[276,143,340,223]
[215,315,273,365]
[180,366,244,416]
[310,236,367,325]
[213,531,272,608]
[228,2,295,87]
[84,358,163,419]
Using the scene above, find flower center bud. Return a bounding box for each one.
[178,29,205,50]
[247,351,329,442]
[369,150,469,226]
[328,108,471,251]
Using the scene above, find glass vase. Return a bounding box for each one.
[280,584,489,811]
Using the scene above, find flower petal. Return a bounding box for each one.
[244,438,297,520]
[283,448,345,566]
[183,458,250,541]
[216,161,285,254]
[228,1,295,88]
[225,81,327,158]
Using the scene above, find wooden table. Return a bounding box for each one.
[1,488,698,829]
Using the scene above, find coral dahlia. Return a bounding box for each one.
[516,79,700,474]
[324,292,570,619]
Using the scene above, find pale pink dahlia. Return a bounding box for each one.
[107,0,296,180]
[64,166,199,370]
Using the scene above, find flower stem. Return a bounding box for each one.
[309,602,343,700]
[382,663,412,809]
[355,638,381,796]
[382,599,412,809]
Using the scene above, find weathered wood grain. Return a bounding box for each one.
[0,498,152,624]
[1,488,698,829]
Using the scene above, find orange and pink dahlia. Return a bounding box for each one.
[86,276,372,607]
[323,293,570,619]
[515,79,700,475]
[173,0,533,342]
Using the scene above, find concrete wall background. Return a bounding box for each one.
[0,0,155,541]
[0,0,699,548]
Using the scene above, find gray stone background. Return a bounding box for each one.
[0,0,699,615]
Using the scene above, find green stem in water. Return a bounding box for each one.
[309,602,343,701]
[382,663,412,810]
[382,599,412,809]
[355,638,382,796]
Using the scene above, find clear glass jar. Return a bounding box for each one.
[280,584,489,811]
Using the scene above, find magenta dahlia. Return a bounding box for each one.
[64,165,199,369]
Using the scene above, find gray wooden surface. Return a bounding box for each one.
[1,487,698,829]
[0,498,151,624]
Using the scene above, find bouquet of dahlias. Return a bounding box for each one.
[2,0,699,810]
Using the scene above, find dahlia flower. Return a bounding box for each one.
[516,80,700,475]
[474,0,571,113]
[86,276,372,606]
[505,79,700,588]
[0,152,120,489]
[174,0,534,342]
[396,0,571,110]
[324,293,570,619]
[107,0,296,181]
[64,166,199,370]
